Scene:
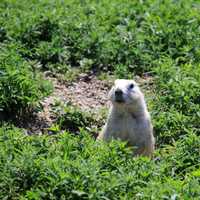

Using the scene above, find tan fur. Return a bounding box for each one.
[97,79,155,157]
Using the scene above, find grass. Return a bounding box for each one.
[0,43,52,118]
[0,126,200,199]
[1,0,200,74]
[0,0,200,199]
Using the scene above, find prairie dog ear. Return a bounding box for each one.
[132,80,138,86]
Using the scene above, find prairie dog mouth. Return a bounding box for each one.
[115,98,125,103]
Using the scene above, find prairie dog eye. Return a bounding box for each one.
[129,83,134,90]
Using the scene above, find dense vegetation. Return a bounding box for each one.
[1,126,200,199]
[0,43,52,117]
[0,0,200,199]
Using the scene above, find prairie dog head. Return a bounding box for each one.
[109,79,145,109]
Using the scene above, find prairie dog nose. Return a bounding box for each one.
[115,89,123,96]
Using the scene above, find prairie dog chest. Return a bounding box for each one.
[110,112,139,139]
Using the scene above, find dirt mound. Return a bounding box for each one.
[21,73,111,134]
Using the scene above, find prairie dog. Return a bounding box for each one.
[98,79,155,157]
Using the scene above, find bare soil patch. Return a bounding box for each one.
[20,73,111,134]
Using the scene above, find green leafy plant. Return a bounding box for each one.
[52,102,103,135]
[151,57,200,146]
[1,0,200,75]
[0,125,199,199]
[0,43,52,117]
